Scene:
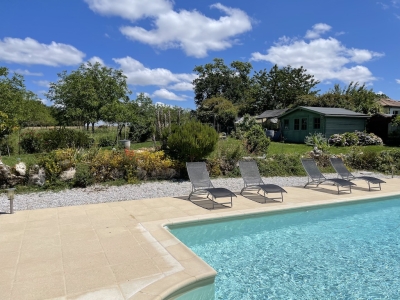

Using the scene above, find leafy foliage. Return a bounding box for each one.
[167,121,219,162]
[244,125,270,155]
[329,131,382,146]
[304,132,329,151]
[47,62,131,130]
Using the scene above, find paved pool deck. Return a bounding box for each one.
[1,178,399,300]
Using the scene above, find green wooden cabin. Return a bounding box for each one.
[279,107,369,143]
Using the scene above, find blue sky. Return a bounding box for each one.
[1,0,400,109]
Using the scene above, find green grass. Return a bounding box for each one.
[268,141,400,156]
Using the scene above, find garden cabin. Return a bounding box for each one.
[279,107,369,143]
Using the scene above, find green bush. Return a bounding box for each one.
[20,130,43,153]
[98,136,115,147]
[73,163,94,188]
[244,125,270,155]
[257,154,305,177]
[41,128,92,152]
[167,121,219,162]
[342,132,359,146]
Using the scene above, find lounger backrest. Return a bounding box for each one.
[239,160,264,185]
[186,162,214,189]
[329,158,354,179]
[301,158,326,180]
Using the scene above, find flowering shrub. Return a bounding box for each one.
[134,150,177,179]
[38,148,78,182]
[90,149,126,182]
[354,131,383,146]
[329,131,382,146]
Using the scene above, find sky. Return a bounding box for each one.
[1,0,400,109]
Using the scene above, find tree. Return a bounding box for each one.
[129,93,156,142]
[46,62,131,132]
[252,65,320,112]
[196,96,238,132]
[292,82,382,114]
[193,58,253,107]
[0,67,26,138]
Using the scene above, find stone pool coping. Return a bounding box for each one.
[0,178,399,300]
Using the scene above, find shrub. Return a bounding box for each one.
[98,136,115,147]
[38,148,78,183]
[304,132,329,152]
[167,121,219,162]
[134,150,177,179]
[244,125,270,155]
[354,131,383,146]
[329,131,382,146]
[342,132,359,146]
[20,130,43,153]
[73,163,94,188]
[41,128,92,152]
[257,154,305,177]
[89,149,125,182]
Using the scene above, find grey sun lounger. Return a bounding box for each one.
[301,158,356,194]
[239,160,287,202]
[186,162,236,209]
[329,157,386,191]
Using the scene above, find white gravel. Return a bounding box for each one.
[0,172,396,213]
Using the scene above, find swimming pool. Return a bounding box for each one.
[168,196,400,299]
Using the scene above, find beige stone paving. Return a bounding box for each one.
[0,178,399,300]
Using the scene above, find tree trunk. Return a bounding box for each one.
[91,123,95,133]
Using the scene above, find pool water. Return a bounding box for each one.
[169,197,400,299]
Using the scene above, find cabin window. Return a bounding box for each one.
[283,119,289,129]
[294,119,299,130]
[301,118,307,130]
[394,110,399,115]
[314,117,321,129]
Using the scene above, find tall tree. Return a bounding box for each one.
[0,67,26,138]
[196,96,238,132]
[46,62,131,132]
[192,58,253,107]
[252,65,320,112]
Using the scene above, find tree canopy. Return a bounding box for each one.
[46,62,131,131]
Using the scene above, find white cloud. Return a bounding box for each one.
[396,79,400,84]
[251,25,384,84]
[33,80,50,88]
[152,89,187,101]
[13,69,43,76]
[168,82,193,91]
[0,37,85,66]
[86,0,252,57]
[305,23,331,39]
[88,56,105,65]
[113,56,196,87]
[85,0,172,21]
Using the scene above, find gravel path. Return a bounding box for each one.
[0,172,396,213]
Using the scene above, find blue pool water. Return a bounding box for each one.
[169,197,400,299]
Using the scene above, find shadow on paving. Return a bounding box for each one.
[240,192,283,204]
[173,194,235,210]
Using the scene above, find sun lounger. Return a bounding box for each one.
[301,158,356,194]
[329,157,386,191]
[238,160,287,202]
[186,162,236,209]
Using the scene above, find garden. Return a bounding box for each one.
[0,116,399,195]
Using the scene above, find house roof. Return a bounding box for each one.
[279,106,369,118]
[256,108,289,119]
[380,98,400,108]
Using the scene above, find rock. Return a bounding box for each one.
[0,164,11,183]
[28,165,46,186]
[8,174,25,186]
[14,162,27,176]
[60,167,76,181]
